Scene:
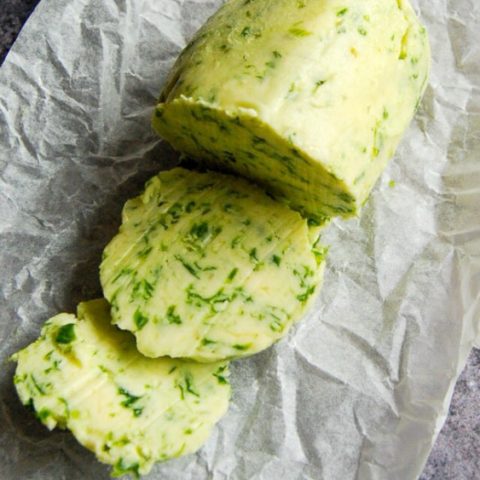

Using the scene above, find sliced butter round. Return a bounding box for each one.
[12,299,230,477]
[100,168,325,362]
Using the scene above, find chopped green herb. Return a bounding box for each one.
[185,374,200,397]
[296,285,316,303]
[30,375,46,395]
[166,305,182,325]
[231,236,242,248]
[35,408,52,422]
[118,387,143,417]
[55,324,76,344]
[133,310,149,330]
[185,200,196,213]
[227,268,238,281]
[272,254,282,266]
[137,245,153,258]
[112,458,140,479]
[241,26,252,37]
[313,80,326,93]
[233,343,251,351]
[186,286,236,313]
[131,279,155,300]
[175,255,200,279]
[337,7,348,16]
[213,365,229,384]
[190,222,209,240]
[288,26,312,37]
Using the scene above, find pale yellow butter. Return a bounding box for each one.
[12,299,230,477]
[100,168,325,362]
[152,0,430,221]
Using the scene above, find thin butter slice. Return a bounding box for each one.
[100,168,325,362]
[152,0,430,222]
[12,299,230,477]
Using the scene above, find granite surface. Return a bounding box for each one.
[1,1,479,479]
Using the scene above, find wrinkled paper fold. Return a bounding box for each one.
[0,0,479,479]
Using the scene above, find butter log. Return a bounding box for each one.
[152,0,430,222]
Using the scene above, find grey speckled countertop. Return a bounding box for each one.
[1,2,479,479]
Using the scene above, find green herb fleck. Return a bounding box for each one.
[55,324,76,344]
[241,26,252,37]
[132,279,154,300]
[112,268,134,283]
[186,286,236,313]
[337,7,348,16]
[337,192,355,203]
[249,248,259,263]
[233,343,251,351]
[272,254,282,266]
[118,387,143,417]
[36,408,52,422]
[112,458,140,479]
[166,305,182,325]
[213,365,229,384]
[231,236,242,249]
[313,80,326,93]
[186,200,196,213]
[176,255,200,279]
[133,309,149,330]
[227,268,239,281]
[137,245,153,258]
[190,222,209,240]
[288,26,312,37]
[296,286,316,303]
[30,375,46,395]
[358,27,367,36]
[177,374,200,399]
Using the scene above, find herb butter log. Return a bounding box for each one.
[100,168,325,362]
[152,0,430,221]
[12,300,230,478]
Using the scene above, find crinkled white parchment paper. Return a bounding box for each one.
[0,0,479,479]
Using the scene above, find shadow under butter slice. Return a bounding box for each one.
[11,299,230,478]
[100,168,326,362]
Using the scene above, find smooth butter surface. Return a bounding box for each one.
[100,168,325,362]
[153,0,430,221]
[12,299,230,477]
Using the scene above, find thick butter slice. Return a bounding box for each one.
[152,0,430,221]
[12,299,230,477]
[100,168,325,362]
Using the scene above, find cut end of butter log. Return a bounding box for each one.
[100,168,325,362]
[152,0,430,222]
[12,299,230,478]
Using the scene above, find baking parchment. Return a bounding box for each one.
[0,0,479,479]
